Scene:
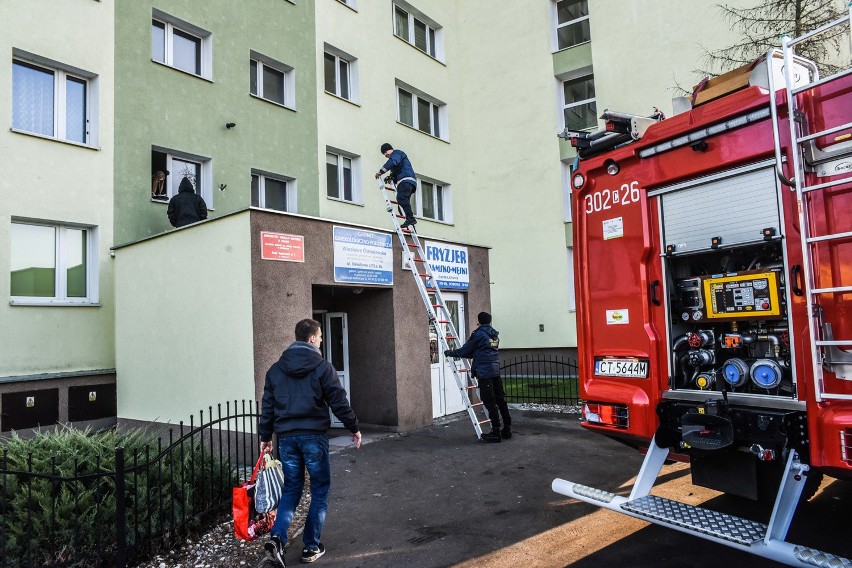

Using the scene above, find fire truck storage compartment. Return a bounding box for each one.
[652,163,794,398]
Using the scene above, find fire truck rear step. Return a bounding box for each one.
[622,495,766,545]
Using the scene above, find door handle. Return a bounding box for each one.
[791,265,804,296]
[651,280,662,306]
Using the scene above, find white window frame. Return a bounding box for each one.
[151,146,213,208]
[562,160,573,222]
[325,148,362,204]
[323,44,359,103]
[251,170,297,212]
[10,219,100,306]
[567,246,576,311]
[11,49,99,148]
[562,73,597,132]
[250,50,296,110]
[396,82,448,141]
[553,0,591,52]
[151,9,212,79]
[414,177,452,224]
[392,1,444,61]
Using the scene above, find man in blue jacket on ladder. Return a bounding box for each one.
[375,143,418,228]
[445,312,512,443]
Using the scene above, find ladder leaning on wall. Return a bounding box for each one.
[377,177,491,440]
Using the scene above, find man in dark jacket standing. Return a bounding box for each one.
[259,319,361,566]
[374,143,418,228]
[167,176,208,228]
[445,312,512,443]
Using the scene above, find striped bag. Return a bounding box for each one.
[254,452,285,514]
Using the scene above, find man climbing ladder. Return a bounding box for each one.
[376,176,494,441]
[375,143,418,228]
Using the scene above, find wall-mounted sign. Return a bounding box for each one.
[333,227,393,285]
[423,240,469,290]
[261,232,305,262]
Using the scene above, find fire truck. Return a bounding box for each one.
[552,12,852,567]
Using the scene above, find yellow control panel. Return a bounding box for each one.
[702,270,783,320]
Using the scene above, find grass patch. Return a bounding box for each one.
[502,376,579,404]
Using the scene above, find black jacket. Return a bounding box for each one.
[446,324,500,379]
[167,178,208,228]
[258,342,358,441]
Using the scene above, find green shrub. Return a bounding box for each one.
[0,425,235,567]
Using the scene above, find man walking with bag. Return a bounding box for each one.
[259,319,361,566]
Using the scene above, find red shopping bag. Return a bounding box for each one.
[233,454,275,540]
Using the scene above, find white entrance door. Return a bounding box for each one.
[323,312,350,427]
[430,293,466,418]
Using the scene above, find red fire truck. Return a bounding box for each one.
[552,14,852,567]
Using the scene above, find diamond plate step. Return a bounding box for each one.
[794,545,852,568]
[573,484,617,504]
[622,495,766,545]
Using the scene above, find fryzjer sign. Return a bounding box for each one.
[423,240,469,290]
[333,227,393,285]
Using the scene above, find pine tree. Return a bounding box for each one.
[701,0,848,75]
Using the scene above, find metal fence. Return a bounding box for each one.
[0,400,262,568]
[499,355,580,406]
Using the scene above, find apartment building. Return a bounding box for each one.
[0,0,116,431]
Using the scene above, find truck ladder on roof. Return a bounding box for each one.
[770,3,852,401]
[377,177,490,440]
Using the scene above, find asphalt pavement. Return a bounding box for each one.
[270,410,852,568]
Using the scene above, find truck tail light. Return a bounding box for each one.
[583,402,629,428]
[842,429,852,464]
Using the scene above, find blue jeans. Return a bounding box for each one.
[270,434,331,548]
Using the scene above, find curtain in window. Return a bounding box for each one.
[324,53,337,93]
[417,98,431,134]
[12,62,54,137]
[172,29,201,74]
[263,66,285,105]
[394,7,409,40]
[66,77,86,144]
[422,181,435,218]
[398,89,413,126]
[413,19,428,51]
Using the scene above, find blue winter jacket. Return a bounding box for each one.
[446,324,500,379]
[379,149,417,186]
[259,341,358,440]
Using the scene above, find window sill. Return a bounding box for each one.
[250,93,296,112]
[418,217,453,226]
[392,34,446,66]
[10,299,101,307]
[553,40,591,54]
[327,196,364,207]
[395,121,449,143]
[152,59,214,83]
[324,90,360,107]
[10,128,100,150]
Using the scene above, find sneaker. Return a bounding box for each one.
[265,535,286,567]
[501,427,512,440]
[480,430,502,443]
[301,543,326,563]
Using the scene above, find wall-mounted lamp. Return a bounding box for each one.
[605,159,620,176]
[219,184,227,192]
[352,287,363,295]
[225,122,236,129]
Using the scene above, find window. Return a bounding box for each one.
[336,0,357,9]
[414,178,451,223]
[397,85,445,139]
[151,148,212,206]
[555,0,591,50]
[326,150,361,203]
[393,2,442,59]
[11,51,97,146]
[250,51,296,109]
[563,74,596,131]
[251,172,295,212]
[323,46,358,102]
[151,11,212,79]
[10,221,98,305]
[567,246,576,311]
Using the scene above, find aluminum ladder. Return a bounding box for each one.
[377,177,491,439]
[771,3,852,401]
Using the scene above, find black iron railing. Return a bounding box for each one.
[500,355,580,405]
[0,400,262,568]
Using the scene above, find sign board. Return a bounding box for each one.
[261,232,305,262]
[333,227,393,285]
[423,240,469,290]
